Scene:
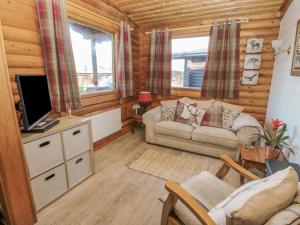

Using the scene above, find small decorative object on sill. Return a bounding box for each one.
[259,118,294,160]
[138,91,152,115]
[67,102,72,119]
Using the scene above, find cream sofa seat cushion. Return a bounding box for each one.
[192,126,239,149]
[175,172,235,225]
[264,204,300,225]
[209,167,298,225]
[154,121,194,140]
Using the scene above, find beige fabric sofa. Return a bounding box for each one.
[143,101,261,159]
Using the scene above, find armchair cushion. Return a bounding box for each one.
[175,172,235,225]
[209,167,298,225]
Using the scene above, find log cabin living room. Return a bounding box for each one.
[0,0,300,225]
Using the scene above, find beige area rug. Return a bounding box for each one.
[128,148,240,187]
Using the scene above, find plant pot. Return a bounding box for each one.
[266,147,281,160]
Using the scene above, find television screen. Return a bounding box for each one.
[16,75,52,130]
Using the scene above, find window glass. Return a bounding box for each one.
[172,36,209,88]
[69,21,114,94]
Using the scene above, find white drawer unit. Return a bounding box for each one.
[31,164,68,210]
[23,133,64,178]
[66,151,92,188]
[21,117,94,211]
[62,124,90,160]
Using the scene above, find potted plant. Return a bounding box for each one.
[259,119,294,159]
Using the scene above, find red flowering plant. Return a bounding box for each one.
[259,118,294,157]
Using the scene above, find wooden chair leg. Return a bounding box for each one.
[216,164,230,180]
[161,194,178,225]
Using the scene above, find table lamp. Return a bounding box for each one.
[138,91,152,115]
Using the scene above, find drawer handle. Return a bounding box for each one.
[45,173,55,181]
[75,158,83,164]
[72,130,81,136]
[39,141,50,148]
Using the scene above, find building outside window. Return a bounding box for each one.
[172,36,209,89]
[69,21,115,95]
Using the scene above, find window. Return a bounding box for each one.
[69,21,115,95]
[172,36,209,89]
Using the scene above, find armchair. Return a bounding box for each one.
[161,155,259,225]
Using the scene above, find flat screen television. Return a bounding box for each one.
[16,75,52,130]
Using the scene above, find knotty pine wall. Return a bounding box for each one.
[0,0,141,137]
[140,12,280,125]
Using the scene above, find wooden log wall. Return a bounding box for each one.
[140,12,280,125]
[0,0,141,144]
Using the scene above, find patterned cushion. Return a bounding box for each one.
[222,107,240,130]
[209,167,298,225]
[174,101,197,126]
[160,106,176,121]
[264,204,300,225]
[201,106,223,128]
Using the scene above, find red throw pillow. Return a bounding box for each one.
[201,106,223,128]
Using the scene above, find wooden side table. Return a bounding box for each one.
[239,144,266,184]
[131,114,144,133]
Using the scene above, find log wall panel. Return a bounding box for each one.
[139,12,280,124]
[0,0,141,149]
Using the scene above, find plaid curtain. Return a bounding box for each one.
[37,0,81,112]
[148,28,171,96]
[201,20,241,99]
[116,21,134,98]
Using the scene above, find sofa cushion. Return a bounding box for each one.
[201,106,223,128]
[192,126,239,149]
[154,121,193,140]
[160,106,176,121]
[209,167,298,225]
[222,107,241,130]
[174,101,198,126]
[175,172,235,225]
[264,204,300,225]
[215,101,244,112]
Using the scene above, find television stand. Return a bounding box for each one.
[21,119,59,133]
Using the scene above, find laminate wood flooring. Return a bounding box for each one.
[36,130,166,225]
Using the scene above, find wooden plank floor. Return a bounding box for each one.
[36,130,166,225]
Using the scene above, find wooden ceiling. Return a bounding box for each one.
[109,0,285,28]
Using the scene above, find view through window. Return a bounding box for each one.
[172,36,209,88]
[69,21,114,94]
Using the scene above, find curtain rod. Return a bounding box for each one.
[144,19,250,34]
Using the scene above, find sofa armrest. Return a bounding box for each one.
[143,107,161,143]
[143,106,161,125]
[237,126,261,145]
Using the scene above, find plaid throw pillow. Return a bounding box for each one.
[160,106,176,121]
[174,101,197,125]
[201,106,223,128]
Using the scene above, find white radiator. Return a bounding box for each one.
[87,108,122,143]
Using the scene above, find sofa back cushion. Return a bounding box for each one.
[201,106,223,128]
[215,101,244,113]
[222,108,241,130]
[209,167,298,225]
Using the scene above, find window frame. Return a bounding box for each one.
[69,20,116,98]
[171,35,209,91]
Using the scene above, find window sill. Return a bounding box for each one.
[80,90,116,99]
[171,87,201,92]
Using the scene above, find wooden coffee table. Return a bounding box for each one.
[239,144,266,184]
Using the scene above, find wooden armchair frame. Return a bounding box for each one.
[161,154,260,225]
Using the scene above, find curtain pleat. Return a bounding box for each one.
[148,28,172,96]
[116,21,134,99]
[201,20,241,99]
[37,0,81,112]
